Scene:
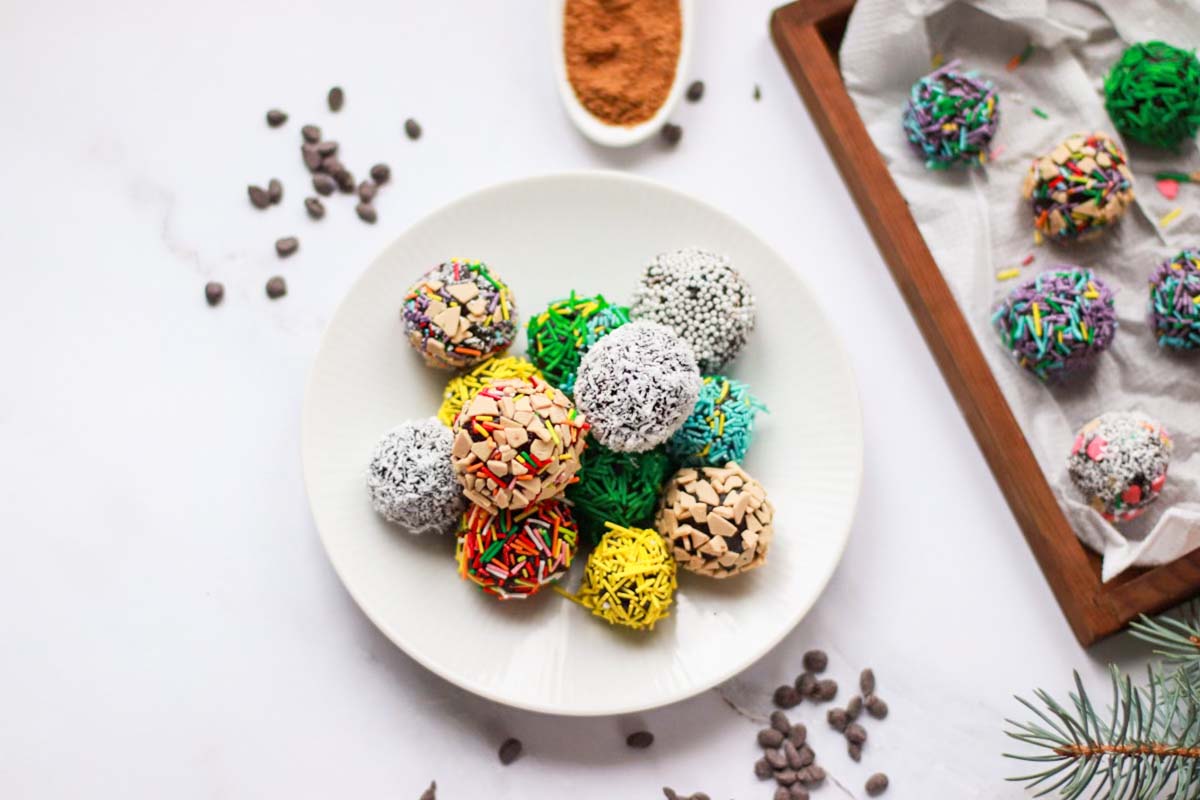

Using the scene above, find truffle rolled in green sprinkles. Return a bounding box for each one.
[1104,41,1200,150]
[667,376,765,467]
[526,292,627,393]
[566,441,671,544]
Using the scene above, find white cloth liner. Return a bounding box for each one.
[840,0,1200,580]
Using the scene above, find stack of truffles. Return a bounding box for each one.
[366,249,773,630]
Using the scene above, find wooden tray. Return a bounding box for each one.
[771,0,1200,646]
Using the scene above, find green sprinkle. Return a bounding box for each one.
[1032,107,1049,119]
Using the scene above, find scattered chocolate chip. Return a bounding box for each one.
[774,770,797,786]
[304,197,325,219]
[802,650,828,673]
[797,765,825,786]
[795,673,817,697]
[662,788,678,800]
[758,728,784,748]
[328,86,344,111]
[691,793,710,800]
[866,773,889,796]
[788,786,809,800]
[765,749,787,770]
[860,668,876,695]
[626,731,654,749]
[358,181,377,203]
[769,710,791,734]
[686,80,704,102]
[846,695,863,720]
[848,742,862,762]
[814,679,838,702]
[660,122,683,145]
[845,722,867,745]
[754,84,762,101]
[302,145,322,171]
[247,184,270,209]
[267,178,282,204]
[773,685,801,709]
[866,694,889,719]
[266,109,287,127]
[796,744,814,768]
[404,118,422,140]
[783,740,802,770]
[773,788,790,800]
[313,174,337,196]
[370,163,390,183]
[355,202,377,223]
[301,124,321,143]
[787,724,807,747]
[275,236,299,257]
[754,758,773,780]
[419,781,436,800]
[265,276,286,299]
[498,737,522,765]
[827,707,848,732]
[316,140,338,157]
[321,156,343,175]
[204,281,224,306]
[336,170,356,193]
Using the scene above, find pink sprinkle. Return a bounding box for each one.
[1071,433,1084,456]
[1123,484,1142,505]
[1021,254,1035,266]
[1157,178,1181,200]
[1152,474,1167,493]
[989,144,1006,160]
[1086,436,1107,461]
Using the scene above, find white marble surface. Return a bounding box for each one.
[0,1,1151,797]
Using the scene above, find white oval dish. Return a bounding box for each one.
[302,172,863,715]
[550,0,695,147]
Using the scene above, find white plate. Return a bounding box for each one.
[302,172,863,716]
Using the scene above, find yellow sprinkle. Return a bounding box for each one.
[1057,330,1064,345]
[996,268,1021,281]
[931,52,945,67]
[1081,321,1088,340]
[1032,302,1042,337]
[716,379,730,404]
[1034,230,1044,246]
[1160,207,1183,228]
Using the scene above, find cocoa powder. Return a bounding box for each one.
[563,0,681,126]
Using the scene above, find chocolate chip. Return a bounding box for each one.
[301,124,321,143]
[802,650,828,673]
[267,178,282,204]
[328,86,344,111]
[848,742,862,762]
[774,770,797,786]
[336,170,356,193]
[866,773,889,796]
[754,84,762,101]
[797,766,825,786]
[320,156,343,175]
[783,740,802,769]
[860,668,876,695]
[316,140,338,157]
[419,781,436,800]
[204,281,224,306]
[266,109,287,127]
[626,731,653,749]
[814,679,838,702]
[370,163,390,183]
[302,146,322,171]
[866,694,889,719]
[686,80,704,102]
[769,710,791,734]
[754,758,773,780]
[773,788,790,800]
[355,202,377,223]
[274,236,299,257]
[845,722,867,745]
[846,695,863,720]
[313,174,337,196]
[795,673,817,697]
[660,122,683,145]
[773,685,801,709]
[787,724,806,747]
[247,184,270,209]
[796,744,814,768]
[304,197,325,220]
[758,728,784,748]
[358,181,377,203]
[690,793,710,800]
[498,737,522,765]
[788,786,809,800]
[265,276,286,299]
[827,707,848,732]
[662,788,678,800]
[404,118,422,140]
[765,749,787,770]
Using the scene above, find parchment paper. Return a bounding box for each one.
[841,0,1200,580]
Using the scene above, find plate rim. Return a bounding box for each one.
[301,169,865,716]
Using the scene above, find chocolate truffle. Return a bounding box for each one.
[902,60,999,169]
[450,375,588,513]
[1021,133,1134,242]
[656,462,775,579]
[455,500,578,599]
[1149,249,1200,350]
[366,418,466,535]
[1068,412,1172,523]
[401,259,518,370]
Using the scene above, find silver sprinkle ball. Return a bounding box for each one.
[366,417,466,535]
[630,247,756,372]
[1067,411,1172,523]
[574,320,701,453]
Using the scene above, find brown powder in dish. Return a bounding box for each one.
[563,0,681,127]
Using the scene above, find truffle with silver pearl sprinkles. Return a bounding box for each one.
[1068,411,1172,523]
[630,248,756,372]
[574,320,701,453]
[366,418,466,535]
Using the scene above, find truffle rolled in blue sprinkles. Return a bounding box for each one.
[667,376,765,467]
[1149,249,1200,350]
[903,60,999,169]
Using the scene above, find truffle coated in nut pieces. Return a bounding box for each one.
[366,418,466,535]
[401,260,519,370]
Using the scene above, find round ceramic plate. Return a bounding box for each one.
[302,172,863,716]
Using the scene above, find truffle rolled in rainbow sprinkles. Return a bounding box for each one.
[456,500,578,599]
[401,259,518,370]
[902,60,999,169]
[1149,249,1200,350]
[1021,133,1134,242]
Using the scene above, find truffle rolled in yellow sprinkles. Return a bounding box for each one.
[564,522,677,631]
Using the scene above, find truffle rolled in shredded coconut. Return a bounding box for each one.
[366,418,466,535]
[574,320,701,453]
[1067,411,1172,523]
[630,248,756,372]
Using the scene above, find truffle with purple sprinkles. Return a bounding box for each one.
[1068,412,1172,523]
[1149,249,1200,350]
[401,260,518,370]
[992,267,1117,382]
[902,60,999,169]
[1021,132,1134,242]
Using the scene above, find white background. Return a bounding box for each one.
[0,1,1150,797]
